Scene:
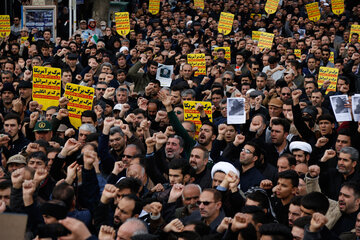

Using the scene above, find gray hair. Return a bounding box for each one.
[109,126,124,137]
[101,62,113,70]
[123,218,148,236]
[116,86,130,96]
[340,147,359,162]
[222,71,234,80]
[79,124,97,133]
[183,121,196,133]
[181,89,196,98]
[126,144,142,155]
[182,184,202,200]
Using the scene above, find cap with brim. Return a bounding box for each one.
[7,154,27,166]
[113,104,122,111]
[67,53,78,60]
[34,121,52,132]
[302,106,318,119]
[249,90,263,98]
[268,98,283,108]
[1,82,16,94]
[80,20,87,24]
[18,80,32,89]
[57,124,68,132]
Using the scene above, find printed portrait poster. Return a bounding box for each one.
[32,66,61,110]
[156,64,173,87]
[352,95,360,122]
[227,98,246,124]
[330,95,352,122]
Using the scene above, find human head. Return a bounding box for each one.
[116,218,148,240]
[165,135,184,160]
[274,170,299,202]
[338,182,360,214]
[198,188,222,223]
[189,146,209,174]
[300,192,329,216]
[113,194,142,228]
[182,184,202,214]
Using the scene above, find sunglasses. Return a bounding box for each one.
[282,93,291,96]
[223,78,231,81]
[96,88,106,91]
[123,154,134,159]
[197,201,214,206]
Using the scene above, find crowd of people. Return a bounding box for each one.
[1,0,360,239]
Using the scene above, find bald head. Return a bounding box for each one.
[116,218,148,240]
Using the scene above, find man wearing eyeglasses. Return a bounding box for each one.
[188,188,224,233]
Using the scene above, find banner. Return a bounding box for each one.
[350,25,360,43]
[252,31,261,41]
[258,32,274,50]
[149,0,160,15]
[317,67,339,94]
[218,12,234,35]
[265,0,280,15]
[213,47,231,62]
[32,66,61,110]
[331,0,344,15]
[306,2,320,22]
[0,15,10,37]
[64,83,94,129]
[187,54,206,77]
[115,12,130,36]
[183,101,212,137]
[294,49,301,59]
[194,0,204,9]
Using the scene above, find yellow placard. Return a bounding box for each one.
[183,101,212,138]
[213,47,231,62]
[187,54,206,77]
[258,32,274,50]
[149,0,160,15]
[194,0,204,9]
[294,49,301,59]
[115,12,130,36]
[218,12,234,35]
[317,67,339,94]
[306,2,320,22]
[32,66,61,110]
[252,31,261,41]
[265,0,280,14]
[329,52,334,64]
[350,25,360,43]
[332,0,344,15]
[0,15,10,37]
[64,83,95,129]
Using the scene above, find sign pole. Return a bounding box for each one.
[69,0,72,38]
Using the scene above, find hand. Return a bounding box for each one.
[140,55,148,65]
[155,132,168,149]
[320,149,336,162]
[260,179,273,190]
[309,213,328,232]
[168,184,184,203]
[61,138,81,157]
[84,151,97,170]
[65,128,76,137]
[155,111,167,122]
[59,97,69,108]
[120,103,130,116]
[195,103,205,113]
[163,218,184,233]
[22,179,36,206]
[98,225,115,240]
[151,183,165,193]
[308,165,320,177]
[57,108,69,120]
[103,117,116,135]
[218,124,227,136]
[112,161,125,175]
[33,168,48,185]
[120,124,132,138]
[29,101,40,112]
[29,111,39,128]
[315,137,329,148]
[291,89,302,100]
[145,136,156,153]
[149,202,162,216]
[164,126,175,137]
[255,95,262,110]
[26,143,40,155]
[158,90,171,107]
[0,134,10,146]
[11,168,24,189]
[65,161,79,185]
[217,217,232,233]
[140,120,151,131]
[100,184,118,204]
[124,113,135,124]
[12,98,23,113]
[233,134,245,147]
[103,87,115,99]
[231,213,250,232]
[58,217,92,240]
[94,105,103,119]
[0,201,5,213]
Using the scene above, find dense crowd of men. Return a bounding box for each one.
[1,0,360,239]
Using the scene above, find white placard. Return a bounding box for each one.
[352,95,360,121]
[330,95,352,122]
[156,64,173,87]
[227,98,246,124]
